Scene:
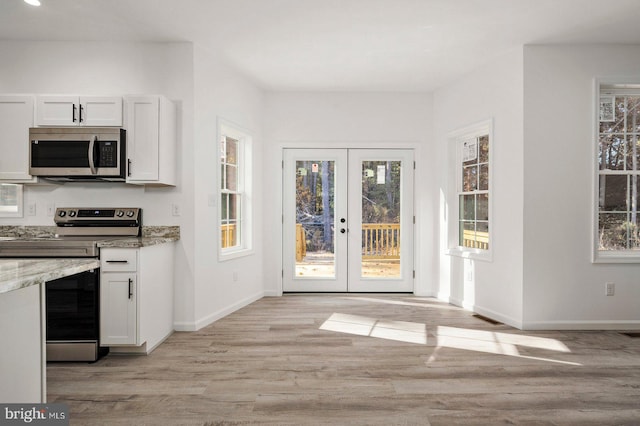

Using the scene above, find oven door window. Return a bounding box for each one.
[46,270,99,341]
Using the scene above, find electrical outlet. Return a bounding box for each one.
[27,203,36,216]
[46,203,55,217]
[171,203,181,216]
[233,271,238,282]
[605,282,615,296]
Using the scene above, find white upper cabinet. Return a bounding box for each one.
[124,95,176,186]
[0,95,37,182]
[36,96,122,127]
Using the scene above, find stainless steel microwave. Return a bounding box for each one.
[29,127,126,181]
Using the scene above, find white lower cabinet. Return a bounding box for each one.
[100,243,174,354]
[100,271,138,345]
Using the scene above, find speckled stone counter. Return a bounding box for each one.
[97,226,180,248]
[0,258,100,295]
[0,226,178,294]
[0,225,180,248]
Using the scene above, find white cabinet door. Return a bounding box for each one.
[80,97,122,126]
[35,96,78,126]
[36,96,122,126]
[124,96,159,182]
[124,95,176,186]
[0,95,35,181]
[100,272,138,346]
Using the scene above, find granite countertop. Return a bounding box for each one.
[0,258,100,295]
[0,226,180,249]
[97,226,180,248]
[0,226,179,295]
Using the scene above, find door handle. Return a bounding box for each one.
[79,104,84,123]
[106,260,128,263]
[88,136,97,175]
[72,104,77,122]
[128,278,133,299]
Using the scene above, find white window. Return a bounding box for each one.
[595,83,640,261]
[447,120,492,261]
[218,120,253,260]
[0,184,23,218]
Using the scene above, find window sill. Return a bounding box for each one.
[593,250,640,264]
[446,247,493,262]
[219,248,254,262]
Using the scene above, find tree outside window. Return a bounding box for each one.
[218,120,253,259]
[598,90,640,252]
[458,134,490,250]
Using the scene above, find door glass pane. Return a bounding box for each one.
[295,161,335,278]
[361,161,401,278]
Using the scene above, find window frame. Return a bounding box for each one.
[446,119,493,262]
[218,119,253,261]
[0,183,24,218]
[593,79,640,263]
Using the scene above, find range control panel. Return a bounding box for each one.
[54,208,141,225]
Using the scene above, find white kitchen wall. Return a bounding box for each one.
[523,45,640,329]
[433,48,525,327]
[0,41,198,329]
[0,40,266,332]
[188,45,265,330]
[262,92,435,296]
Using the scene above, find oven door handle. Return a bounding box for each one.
[88,136,98,175]
[128,278,133,299]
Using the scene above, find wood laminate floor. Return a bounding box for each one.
[47,295,640,425]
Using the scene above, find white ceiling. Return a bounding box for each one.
[3,0,640,92]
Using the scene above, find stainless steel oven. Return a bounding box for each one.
[46,269,106,362]
[29,127,126,181]
[0,207,141,362]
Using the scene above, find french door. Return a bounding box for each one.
[283,148,414,292]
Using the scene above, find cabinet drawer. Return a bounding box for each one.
[101,249,137,272]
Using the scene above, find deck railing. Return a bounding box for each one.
[295,223,306,261]
[462,229,489,250]
[294,223,401,261]
[361,223,400,259]
[221,224,236,248]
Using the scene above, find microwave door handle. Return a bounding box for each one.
[88,136,97,175]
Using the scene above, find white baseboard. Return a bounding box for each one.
[173,290,264,332]
[522,320,640,331]
[473,304,523,329]
[437,294,523,329]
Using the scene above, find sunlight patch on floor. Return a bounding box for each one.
[319,313,581,366]
[434,325,581,366]
[320,313,427,344]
